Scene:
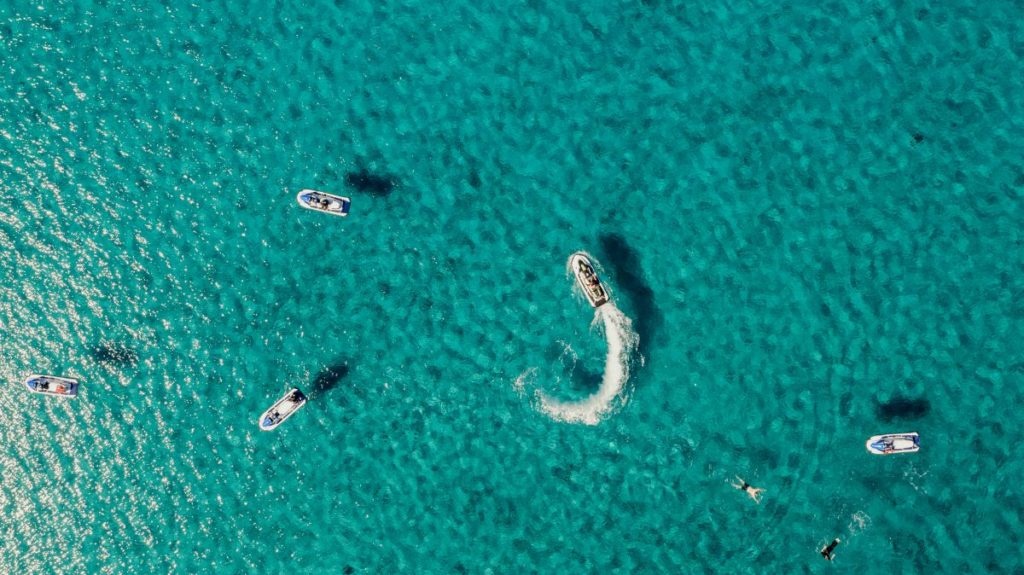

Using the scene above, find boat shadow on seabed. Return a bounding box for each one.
[598,233,662,365]
[309,362,351,399]
[875,396,930,421]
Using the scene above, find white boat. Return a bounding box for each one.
[24,374,79,397]
[866,432,919,455]
[296,189,350,217]
[258,388,307,431]
[569,252,610,308]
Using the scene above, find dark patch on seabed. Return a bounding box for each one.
[598,233,662,362]
[345,169,396,197]
[875,395,930,421]
[89,341,139,366]
[310,362,350,397]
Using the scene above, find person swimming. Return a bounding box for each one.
[820,538,840,561]
[730,475,765,504]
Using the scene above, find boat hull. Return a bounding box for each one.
[259,388,308,431]
[296,189,350,217]
[569,253,610,308]
[24,374,79,397]
[866,432,919,455]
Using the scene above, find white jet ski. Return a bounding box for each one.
[296,189,350,217]
[569,252,610,308]
[24,374,79,397]
[259,388,308,431]
[865,432,919,455]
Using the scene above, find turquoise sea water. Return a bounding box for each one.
[2,0,1023,572]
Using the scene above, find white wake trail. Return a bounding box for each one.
[535,302,638,425]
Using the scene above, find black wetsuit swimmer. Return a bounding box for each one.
[820,538,840,561]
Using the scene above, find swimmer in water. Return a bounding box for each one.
[820,538,840,561]
[730,475,765,504]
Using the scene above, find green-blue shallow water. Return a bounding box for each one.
[2,0,1023,572]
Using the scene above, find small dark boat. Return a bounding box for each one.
[259,388,307,431]
[24,374,79,397]
[569,252,610,308]
[296,189,350,217]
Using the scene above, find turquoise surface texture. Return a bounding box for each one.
[1,0,1022,573]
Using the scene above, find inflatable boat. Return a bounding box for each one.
[24,374,79,397]
[866,432,919,455]
[296,189,350,217]
[259,388,308,431]
[569,252,610,308]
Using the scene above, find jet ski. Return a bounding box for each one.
[569,252,610,308]
[296,189,350,217]
[259,388,308,431]
[865,432,919,455]
[24,374,79,397]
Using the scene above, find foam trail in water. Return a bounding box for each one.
[536,303,638,425]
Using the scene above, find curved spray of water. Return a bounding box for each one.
[515,253,640,425]
[536,303,637,425]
